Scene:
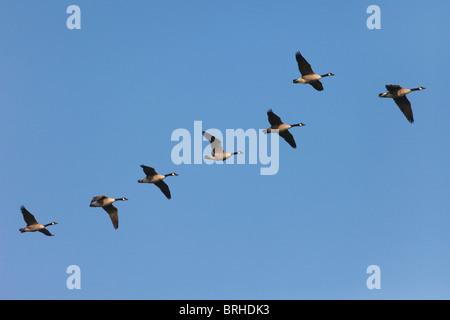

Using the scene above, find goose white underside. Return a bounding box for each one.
[294,74,322,84]
[21,224,45,232]
[263,126,290,134]
[205,152,243,161]
[138,174,165,183]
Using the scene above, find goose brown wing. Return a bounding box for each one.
[309,80,324,91]
[39,228,54,236]
[393,96,414,123]
[386,84,402,94]
[267,109,283,126]
[20,206,38,225]
[90,195,106,206]
[295,51,314,76]
[141,165,157,177]
[102,205,119,229]
[154,180,172,199]
[279,130,297,149]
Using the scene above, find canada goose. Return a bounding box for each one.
[19,206,57,236]
[89,195,128,229]
[263,109,305,149]
[379,85,426,123]
[202,131,244,161]
[138,165,178,199]
[293,51,334,91]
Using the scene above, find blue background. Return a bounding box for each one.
[1,0,449,299]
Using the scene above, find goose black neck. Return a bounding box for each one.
[320,73,331,78]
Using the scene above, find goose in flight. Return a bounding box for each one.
[263,109,305,149]
[379,84,426,123]
[138,165,178,199]
[19,206,57,236]
[293,51,334,91]
[202,131,244,161]
[89,195,128,229]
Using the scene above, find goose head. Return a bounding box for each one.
[44,222,58,227]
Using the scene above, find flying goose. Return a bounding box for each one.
[263,109,305,149]
[138,165,178,199]
[293,51,334,91]
[202,131,244,161]
[89,195,128,229]
[379,85,426,123]
[19,206,57,236]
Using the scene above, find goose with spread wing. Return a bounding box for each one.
[293,51,334,91]
[263,109,306,149]
[202,131,244,161]
[89,195,128,229]
[138,165,178,199]
[19,206,57,236]
[379,84,425,123]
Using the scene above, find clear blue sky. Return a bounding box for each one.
[1,0,449,299]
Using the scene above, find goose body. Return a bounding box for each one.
[202,131,244,161]
[19,206,57,236]
[89,195,128,229]
[138,165,178,199]
[263,109,305,149]
[379,85,426,123]
[293,51,334,91]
